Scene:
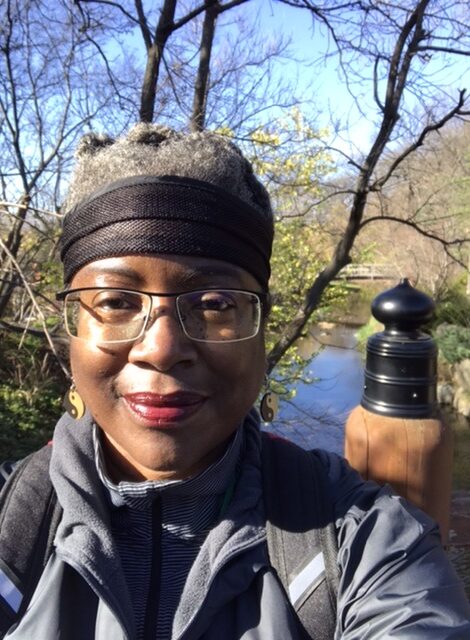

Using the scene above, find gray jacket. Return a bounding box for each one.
[5,412,470,639]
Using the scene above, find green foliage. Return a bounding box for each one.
[218,107,334,215]
[0,331,67,460]
[0,331,63,384]
[32,256,63,292]
[267,219,347,336]
[433,276,470,329]
[0,385,62,460]
[449,408,470,491]
[355,315,383,356]
[2,225,64,338]
[435,324,470,365]
[266,218,349,392]
[247,109,334,212]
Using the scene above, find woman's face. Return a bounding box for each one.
[69,254,266,481]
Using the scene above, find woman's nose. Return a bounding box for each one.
[128,305,197,371]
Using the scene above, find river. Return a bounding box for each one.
[265,324,364,454]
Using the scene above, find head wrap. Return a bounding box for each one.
[60,175,274,289]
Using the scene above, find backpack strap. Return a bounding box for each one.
[0,462,19,490]
[261,432,339,640]
[0,445,61,636]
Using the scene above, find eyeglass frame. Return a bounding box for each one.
[55,286,270,345]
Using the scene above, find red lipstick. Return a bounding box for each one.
[123,392,205,425]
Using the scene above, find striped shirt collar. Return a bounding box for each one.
[93,424,243,509]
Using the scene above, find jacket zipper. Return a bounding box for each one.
[144,497,161,640]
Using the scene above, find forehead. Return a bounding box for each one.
[70,254,261,291]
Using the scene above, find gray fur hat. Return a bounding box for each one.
[61,124,274,288]
[65,123,272,220]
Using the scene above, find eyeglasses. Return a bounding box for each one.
[55,287,268,345]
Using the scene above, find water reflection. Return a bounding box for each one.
[265,324,364,454]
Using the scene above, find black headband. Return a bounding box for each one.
[60,175,273,288]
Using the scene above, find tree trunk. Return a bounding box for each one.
[139,0,177,123]
[190,2,219,132]
[0,196,30,320]
[467,252,470,296]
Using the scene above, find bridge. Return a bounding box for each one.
[336,264,397,281]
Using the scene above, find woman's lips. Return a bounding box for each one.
[123,392,206,425]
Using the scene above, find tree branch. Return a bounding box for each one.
[0,237,70,378]
[372,90,468,190]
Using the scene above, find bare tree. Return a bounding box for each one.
[74,0,298,133]
[197,10,301,134]
[355,121,470,298]
[267,0,470,371]
[190,0,220,131]
[75,0,248,123]
[0,0,133,322]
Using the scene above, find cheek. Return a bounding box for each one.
[70,341,127,396]
[207,336,265,397]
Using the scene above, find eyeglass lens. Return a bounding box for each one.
[63,289,261,344]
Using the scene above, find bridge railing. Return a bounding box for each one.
[337,264,397,280]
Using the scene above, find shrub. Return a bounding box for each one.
[0,330,67,460]
[0,384,62,460]
[433,277,470,329]
[435,324,470,365]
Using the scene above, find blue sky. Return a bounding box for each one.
[233,1,381,153]
[252,1,470,155]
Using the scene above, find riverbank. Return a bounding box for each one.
[438,358,470,418]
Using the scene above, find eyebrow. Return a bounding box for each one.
[84,264,147,287]
[83,262,245,284]
[86,265,141,278]
[179,264,244,282]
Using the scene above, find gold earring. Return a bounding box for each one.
[260,378,278,423]
[63,384,86,420]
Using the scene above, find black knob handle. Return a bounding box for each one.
[372,278,435,333]
[361,279,437,418]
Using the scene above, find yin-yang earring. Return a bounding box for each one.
[259,377,278,423]
[63,383,86,420]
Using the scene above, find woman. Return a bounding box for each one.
[1,124,469,639]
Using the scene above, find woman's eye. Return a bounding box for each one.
[197,293,235,312]
[91,291,141,312]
